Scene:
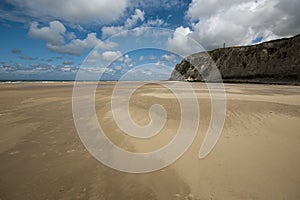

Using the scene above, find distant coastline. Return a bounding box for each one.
[1,79,300,86]
[0,80,115,83]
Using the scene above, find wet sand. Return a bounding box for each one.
[0,82,300,200]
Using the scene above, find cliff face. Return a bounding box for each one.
[169,34,300,83]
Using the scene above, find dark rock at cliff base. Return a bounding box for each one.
[169,34,300,84]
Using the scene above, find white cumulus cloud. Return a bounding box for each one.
[29,21,117,55]
[167,26,204,56]
[101,9,165,39]
[183,0,300,50]
[125,9,145,28]
[101,26,127,39]
[101,9,146,39]
[1,0,128,24]
[47,33,117,55]
[160,54,177,62]
[28,21,66,45]
[100,51,122,62]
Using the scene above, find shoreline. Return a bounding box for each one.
[1,79,300,86]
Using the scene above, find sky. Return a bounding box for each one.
[0,0,299,80]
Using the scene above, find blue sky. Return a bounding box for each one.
[0,0,299,80]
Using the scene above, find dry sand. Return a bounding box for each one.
[0,82,300,200]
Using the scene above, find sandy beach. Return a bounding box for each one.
[0,82,300,200]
